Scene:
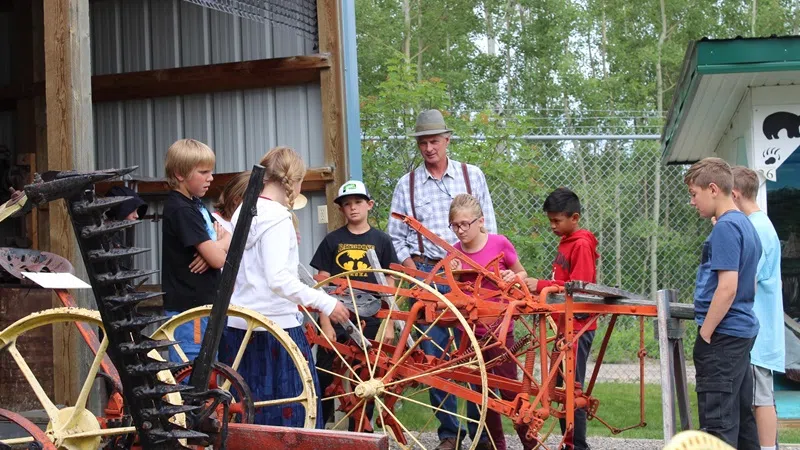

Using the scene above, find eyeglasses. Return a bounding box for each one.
[449,217,480,233]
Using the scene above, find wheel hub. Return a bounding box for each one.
[354,379,385,399]
[46,407,101,450]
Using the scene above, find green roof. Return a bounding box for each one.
[661,36,800,164]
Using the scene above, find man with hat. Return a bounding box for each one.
[312,179,399,429]
[388,109,497,450]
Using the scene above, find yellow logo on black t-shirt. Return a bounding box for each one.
[335,243,375,277]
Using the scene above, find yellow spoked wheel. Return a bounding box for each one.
[306,268,488,450]
[663,430,735,450]
[150,304,317,428]
[0,307,183,450]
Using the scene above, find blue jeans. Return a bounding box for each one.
[414,261,467,441]
[165,310,208,363]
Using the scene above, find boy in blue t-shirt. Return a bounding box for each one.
[685,157,760,450]
[731,166,784,450]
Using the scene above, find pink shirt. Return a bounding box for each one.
[453,234,518,291]
[453,234,519,336]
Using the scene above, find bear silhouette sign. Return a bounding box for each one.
[753,107,800,181]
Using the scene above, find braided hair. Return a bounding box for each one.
[259,146,305,220]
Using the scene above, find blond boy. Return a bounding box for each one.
[731,166,784,450]
[162,138,231,362]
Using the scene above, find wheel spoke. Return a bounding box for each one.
[370,281,404,379]
[6,343,59,422]
[316,366,359,384]
[331,398,365,431]
[404,384,434,398]
[321,390,358,403]
[383,359,480,389]
[59,336,110,432]
[0,437,34,446]
[57,426,137,440]
[375,397,428,449]
[346,276,374,378]
[382,308,450,381]
[383,390,479,425]
[412,325,447,355]
[356,399,368,433]
[253,394,308,408]
[414,388,454,440]
[302,306,363,383]
[160,329,189,363]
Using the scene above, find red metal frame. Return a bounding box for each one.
[1,211,660,448]
[311,213,660,448]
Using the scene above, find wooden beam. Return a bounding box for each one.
[91,54,331,103]
[43,0,93,407]
[317,0,348,231]
[1,54,329,109]
[95,167,335,199]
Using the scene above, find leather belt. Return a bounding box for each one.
[411,254,441,265]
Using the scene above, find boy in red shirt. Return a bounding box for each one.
[525,187,599,450]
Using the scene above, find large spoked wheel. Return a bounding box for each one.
[150,305,317,428]
[0,307,183,450]
[307,269,488,450]
[0,407,57,450]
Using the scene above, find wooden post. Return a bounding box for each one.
[666,316,693,431]
[672,340,693,431]
[656,289,677,441]
[42,0,95,406]
[317,0,348,231]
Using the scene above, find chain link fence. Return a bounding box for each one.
[362,110,710,382]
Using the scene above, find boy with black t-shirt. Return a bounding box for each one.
[310,180,399,428]
[161,139,231,362]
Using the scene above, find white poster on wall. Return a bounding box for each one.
[753,105,800,181]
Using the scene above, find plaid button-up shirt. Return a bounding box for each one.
[388,158,497,261]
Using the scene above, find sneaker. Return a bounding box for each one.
[434,438,461,450]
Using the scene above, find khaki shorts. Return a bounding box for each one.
[751,364,775,407]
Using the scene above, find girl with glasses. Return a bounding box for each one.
[447,194,531,450]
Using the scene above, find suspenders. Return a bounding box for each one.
[408,162,472,255]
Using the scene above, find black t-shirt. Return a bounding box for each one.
[310,226,399,285]
[161,190,221,311]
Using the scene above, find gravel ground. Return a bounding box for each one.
[400,433,665,449]
[396,433,800,449]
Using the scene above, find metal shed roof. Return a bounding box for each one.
[661,36,800,165]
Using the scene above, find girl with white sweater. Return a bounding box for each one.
[219,146,348,427]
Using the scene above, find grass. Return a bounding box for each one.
[388,382,800,443]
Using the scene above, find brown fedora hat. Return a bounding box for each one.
[409,109,453,137]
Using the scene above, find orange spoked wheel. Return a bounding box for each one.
[305,268,488,450]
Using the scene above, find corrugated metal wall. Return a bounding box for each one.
[90,0,329,281]
[0,9,14,150]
